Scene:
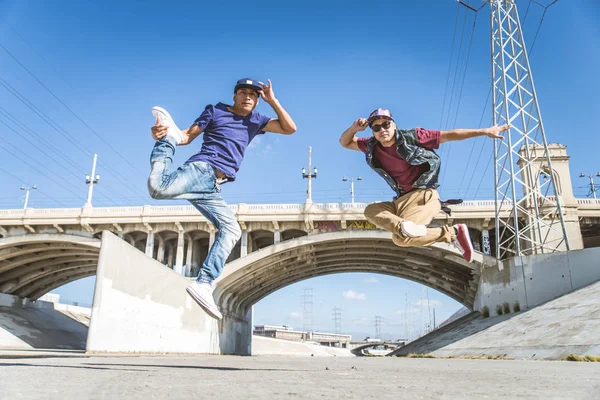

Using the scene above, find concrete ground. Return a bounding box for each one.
[0,354,598,399]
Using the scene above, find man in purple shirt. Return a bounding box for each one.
[339,108,509,262]
[148,78,296,319]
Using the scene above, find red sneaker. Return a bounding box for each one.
[453,224,474,262]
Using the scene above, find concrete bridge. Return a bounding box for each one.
[0,196,598,302]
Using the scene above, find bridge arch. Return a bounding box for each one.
[215,231,488,315]
[0,234,100,300]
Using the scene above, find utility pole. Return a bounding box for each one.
[85,154,100,207]
[20,185,36,209]
[580,172,600,199]
[488,0,570,258]
[301,147,317,203]
[342,176,362,205]
[333,307,342,334]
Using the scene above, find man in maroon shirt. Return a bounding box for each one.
[339,108,509,262]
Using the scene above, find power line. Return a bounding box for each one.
[0,40,147,179]
[0,77,150,201]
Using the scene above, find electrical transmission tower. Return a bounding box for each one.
[374,315,383,340]
[332,307,342,334]
[302,288,314,333]
[488,0,570,259]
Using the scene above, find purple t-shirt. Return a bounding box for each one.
[357,128,441,193]
[186,103,272,181]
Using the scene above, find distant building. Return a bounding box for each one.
[253,325,352,348]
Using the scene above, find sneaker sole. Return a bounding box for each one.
[401,221,428,238]
[186,287,223,320]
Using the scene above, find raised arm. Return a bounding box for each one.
[258,80,297,135]
[339,118,368,151]
[440,124,510,143]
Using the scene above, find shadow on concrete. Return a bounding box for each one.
[0,363,145,372]
[388,311,520,357]
[82,363,313,372]
[0,305,89,350]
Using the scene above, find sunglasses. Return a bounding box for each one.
[371,120,391,133]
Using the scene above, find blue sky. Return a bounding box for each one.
[1,0,598,339]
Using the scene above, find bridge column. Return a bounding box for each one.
[157,236,165,263]
[185,235,193,277]
[175,230,185,275]
[240,230,248,257]
[482,229,491,256]
[145,231,154,257]
[274,231,281,244]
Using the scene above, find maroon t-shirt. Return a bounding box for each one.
[357,128,441,193]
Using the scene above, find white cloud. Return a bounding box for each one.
[413,299,442,307]
[364,277,379,284]
[248,136,262,149]
[393,308,420,316]
[343,290,366,301]
[289,312,302,320]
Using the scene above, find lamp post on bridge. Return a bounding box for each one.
[579,171,600,199]
[85,154,100,207]
[301,146,317,203]
[20,185,36,209]
[342,176,362,205]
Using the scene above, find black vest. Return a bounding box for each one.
[364,128,441,198]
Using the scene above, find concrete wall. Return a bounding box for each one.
[86,231,250,355]
[475,247,600,315]
[0,293,89,350]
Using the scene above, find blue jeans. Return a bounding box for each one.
[147,137,242,284]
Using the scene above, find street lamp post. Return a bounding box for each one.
[579,171,600,199]
[301,146,317,203]
[85,154,100,207]
[20,185,37,209]
[342,176,362,205]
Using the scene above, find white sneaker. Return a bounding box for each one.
[186,282,223,320]
[152,106,184,144]
[400,220,428,238]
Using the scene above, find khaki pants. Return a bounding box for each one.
[364,188,454,247]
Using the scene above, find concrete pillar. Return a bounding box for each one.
[240,230,248,257]
[274,231,281,244]
[482,229,491,256]
[185,236,193,277]
[157,236,165,263]
[167,244,174,268]
[175,230,185,275]
[145,231,154,257]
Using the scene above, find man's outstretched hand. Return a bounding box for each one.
[483,124,510,139]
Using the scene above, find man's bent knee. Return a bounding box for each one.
[364,203,381,221]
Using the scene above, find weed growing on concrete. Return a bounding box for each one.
[496,305,503,316]
[406,353,435,358]
[482,306,490,318]
[564,354,600,362]
[513,301,520,312]
[503,302,510,314]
